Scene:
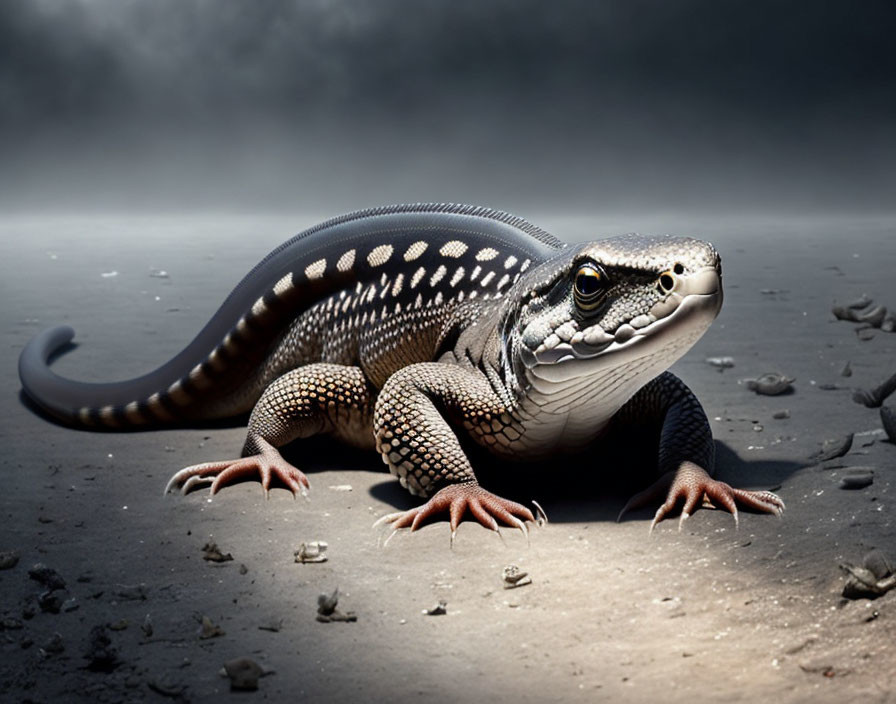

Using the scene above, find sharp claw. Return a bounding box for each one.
[678,510,690,532]
[732,509,740,529]
[532,500,548,526]
[383,528,399,548]
[373,512,402,529]
[450,529,457,549]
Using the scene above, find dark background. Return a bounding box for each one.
[1,0,894,214]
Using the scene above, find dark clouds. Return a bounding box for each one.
[1,0,894,212]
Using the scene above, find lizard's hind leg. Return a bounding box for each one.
[165,363,373,498]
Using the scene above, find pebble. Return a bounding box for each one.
[222,657,265,691]
[294,541,328,563]
[705,356,735,369]
[772,409,790,420]
[202,542,233,563]
[84,625,118,671]
[745,373,794,396]
[838,471,873,490]
[813,433,853,462]
[840,360,852,377]
[502,565,532,589]
[28,564,66,590]
[198,615,225,639]
[0,550,20,570]
[424,600,448,616]
[317,588,357,622]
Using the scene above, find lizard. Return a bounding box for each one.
[18,203,784,540]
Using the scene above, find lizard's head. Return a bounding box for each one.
[505,234,722,391]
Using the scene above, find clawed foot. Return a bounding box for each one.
[373,482,543,547]
[618,461,785,532]
[164,437,310,498]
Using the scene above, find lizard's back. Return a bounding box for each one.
[19,204,564,428]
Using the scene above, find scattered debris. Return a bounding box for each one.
[502,565,532,590]
[0,550,20,570]
[28,564,66,590]
[149,269,170,279]
[113,583,148,601]
[84,625,118,671]
[222,657,268,691]
[316,588,357,623]
[141,614,154,638]
[198,615,225,639]
[41,632,65,656]
[294,541,328,563]
[100,271,119,278]
[705,356,735,369]
[772,409,790,420]
[258,619,283,632]
[839,361,852,378]
[328,484,353,491]
[838,470,874,490]
[841,550,896,599]
[424,600,448,616]
[812,433,853,462]
[202,542,233,563]
[881,406,896,443]
[744,373,794,396]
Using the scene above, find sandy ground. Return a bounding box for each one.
[1,212,894,703]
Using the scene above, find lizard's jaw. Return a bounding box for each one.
[522,268,722,387]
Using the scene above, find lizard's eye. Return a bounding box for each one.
[573,263,610,311]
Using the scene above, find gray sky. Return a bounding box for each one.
[1,0,894,213]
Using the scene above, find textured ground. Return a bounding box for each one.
[1,212,894,703]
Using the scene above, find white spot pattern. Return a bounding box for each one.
[504,255,518,269]
[273,272,294,296]
[480,271,495,287]
[449,266,465,287]
[439,240,468,258]
[305,258,327,280]
[475,247,499,261]
[429,264,447,286]
[403,241,428,261]
[410,266,426,288]
[337,249,356,272]
[368,244,394,267]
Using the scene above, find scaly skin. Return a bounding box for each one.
[19,203,784,541]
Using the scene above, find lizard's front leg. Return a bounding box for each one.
[165,363,373,497]
[616,372,785,530]
[373,362,535,542]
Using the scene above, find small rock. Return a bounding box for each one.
[316,588,357,623]
[141,614,154,638]
[705,356,735,369]
[812,433,853,462]
[149,269,169,279]
[28,563,66,590]
[0,550,20,570]
[838,471,873,490]
[772,409,790,420]
[41,632,65,656]
[294,541,328,563]
[38,589,68,614]
[198,615,225,639]
[744,373,794,396]
[857,328,876,341]
[502,565,532,590]
[202,542,233,563]
[85,625,118,671]
[424,601,448,616]
[222,657,266,691]
[328,484,353,491]
[113,583,147,601]
[840,361,852,378]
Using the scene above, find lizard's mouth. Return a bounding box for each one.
[521,267,722,384]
